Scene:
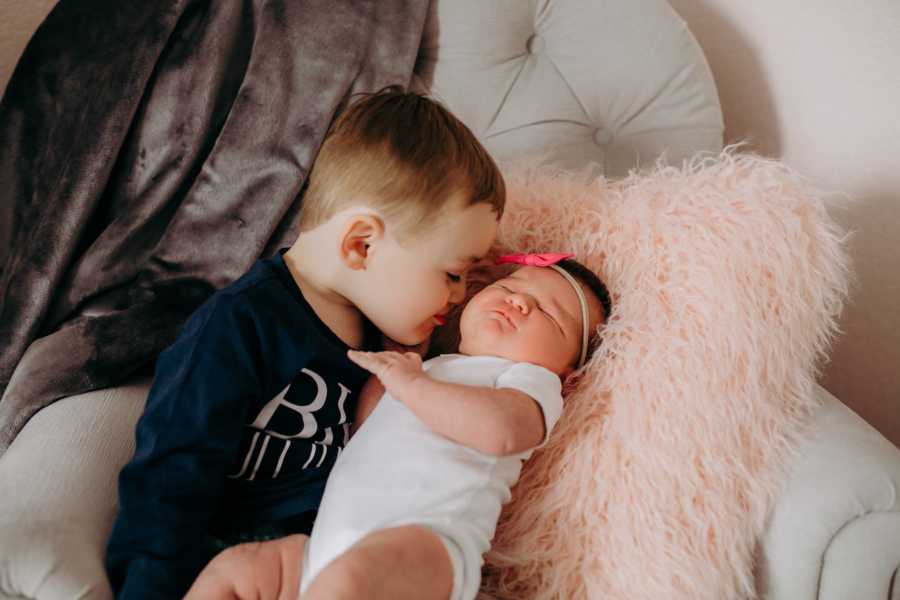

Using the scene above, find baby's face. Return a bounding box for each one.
[458,266,604,376]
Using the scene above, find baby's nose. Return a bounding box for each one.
[505,293,532,313]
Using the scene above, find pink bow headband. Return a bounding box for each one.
[495,252,576,267]
[495,253,590,369]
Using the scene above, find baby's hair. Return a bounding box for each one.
[555,258,612,362]
[299,85,505,240]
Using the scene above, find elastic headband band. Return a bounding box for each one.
[548,264,590,369]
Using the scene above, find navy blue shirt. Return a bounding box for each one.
[105,251,376,599]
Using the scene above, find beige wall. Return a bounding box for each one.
[668,0,900,447]
[0,0,56,94]
[2,1,898,446]
[0,0,58,266]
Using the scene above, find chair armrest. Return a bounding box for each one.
[0,380,149,600]
[757,384,900,600]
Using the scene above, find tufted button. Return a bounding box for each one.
[593,127,613,146]
[526,34,545,54]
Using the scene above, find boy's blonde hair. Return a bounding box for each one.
[299,86,505,240]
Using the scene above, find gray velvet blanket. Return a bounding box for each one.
[0,0,429,453]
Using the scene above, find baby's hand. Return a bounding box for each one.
[347,350,426,398]
[184,534,307,600]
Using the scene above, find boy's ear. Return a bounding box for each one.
[340,213,384,270]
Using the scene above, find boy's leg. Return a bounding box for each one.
[302,525,454,600]
[185,533,308,600]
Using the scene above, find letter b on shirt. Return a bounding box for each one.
[250,368,351,439]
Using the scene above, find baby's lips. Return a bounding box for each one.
[433,314,447,326]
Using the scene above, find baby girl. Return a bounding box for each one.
[186,253,611,600]
[301,253,611,600]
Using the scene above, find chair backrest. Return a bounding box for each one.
[414,0,724,178]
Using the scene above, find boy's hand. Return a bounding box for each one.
[347,350,426,400]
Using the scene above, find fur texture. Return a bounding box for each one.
[441,151,849,599]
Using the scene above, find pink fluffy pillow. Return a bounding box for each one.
[438,152,849,599]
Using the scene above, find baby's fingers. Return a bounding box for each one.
[402,352,424,367]
[347,350,398,374]
[347,350,379,372]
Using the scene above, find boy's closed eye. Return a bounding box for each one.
[446,254,486,285]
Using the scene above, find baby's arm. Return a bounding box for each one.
[350,335,430,434]
[347,351,546,455]
[407,377,545,455]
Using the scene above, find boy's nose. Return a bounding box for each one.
[448,278,467,304]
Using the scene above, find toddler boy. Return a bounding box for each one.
[105,87,505,599]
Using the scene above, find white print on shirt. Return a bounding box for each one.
[228,368,352,481]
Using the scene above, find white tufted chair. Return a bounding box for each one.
[1,1,899,599]
[413,0,723,177]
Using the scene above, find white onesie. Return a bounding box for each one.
[300,353,563,600]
